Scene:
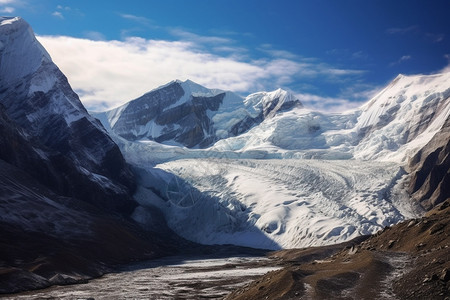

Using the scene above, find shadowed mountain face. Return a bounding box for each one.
[408,114,450,210]
[0,17,135,213]
[112,81,227,147]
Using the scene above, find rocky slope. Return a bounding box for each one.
[226,199,450,299]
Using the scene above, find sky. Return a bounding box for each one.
[1,0,449,112]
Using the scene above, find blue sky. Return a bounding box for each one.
[1,0,449,111]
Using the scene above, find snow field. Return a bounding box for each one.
[133,158,414,250]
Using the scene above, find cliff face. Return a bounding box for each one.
[408,114,450,210]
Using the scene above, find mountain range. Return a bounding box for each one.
[95,68,450,250]
[0,16,449,297]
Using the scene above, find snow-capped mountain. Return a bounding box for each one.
[0,16,135,212]
[106,72,449,250]
[2,14,449,283]
[211,73,450,162]
[95,80,302,148]
[0,17,194,293]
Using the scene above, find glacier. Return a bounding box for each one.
[97,72,449,250]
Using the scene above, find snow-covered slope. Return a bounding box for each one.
[95,80,302,148]
[0,16,135,212]
[354,73,450,161]
[208,73,450,163]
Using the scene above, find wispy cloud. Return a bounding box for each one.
[51,11,64,19]
[386,25,418,35]
[425,32,445,43]
[83,31,106,41]
[297,83,382,113]
[296,93,361,113]
[51,5,83,19]
[119,13,153,26]
[258,44,299,60]
[440,54,450,73]
[56,5,71,11]
[0,6,14,13]
[169,28,233,45]
[387,25,444,43]
[0,0,21,13]
[0,0,19,4]
[389,55,412,67]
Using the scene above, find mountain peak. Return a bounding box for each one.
[0,16,27,29]
[0,16,52,88]
[96,80,302,148]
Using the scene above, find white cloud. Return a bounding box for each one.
[38,35,263,111]
[258,44,299,60]
[400,55,412,61]
[296,93,362,113]
[83,31,106,41]
[0,0,17,4]
[37,34,366,112]
[119,13,152,26]
[389,55,412,67]
[0,6,14,13]
[52,11,64,19]
[169,28,233,46]
[0,0,20,13]
[439,54,450,73]
[297,82,383,113]
[386,26,418,35]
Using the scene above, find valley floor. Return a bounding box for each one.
[2,254,281,300]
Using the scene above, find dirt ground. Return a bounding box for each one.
[226,199,450,300]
